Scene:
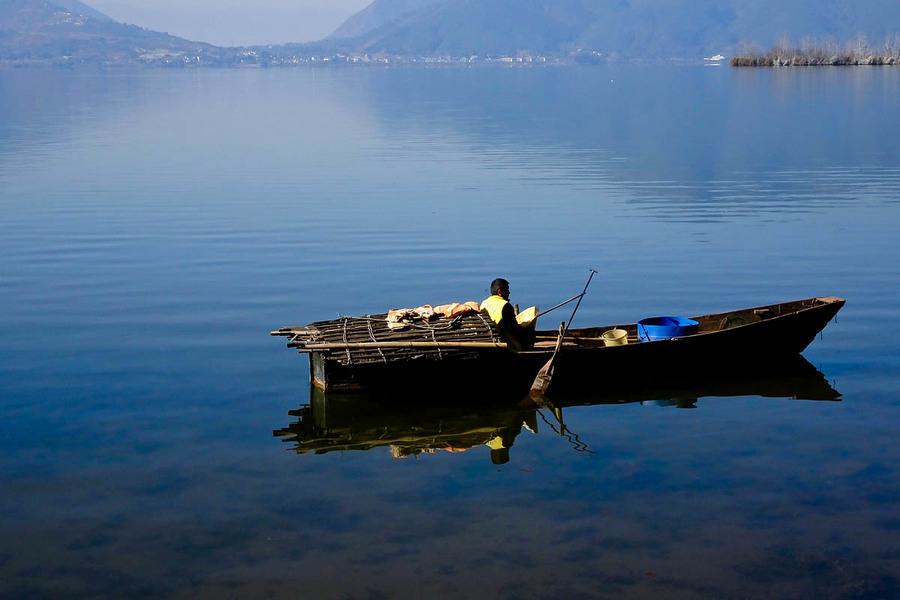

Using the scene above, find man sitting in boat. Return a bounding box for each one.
[480,278,534,352]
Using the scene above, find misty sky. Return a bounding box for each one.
[88,0,372,46]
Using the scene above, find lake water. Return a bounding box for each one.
[1,65,899,598]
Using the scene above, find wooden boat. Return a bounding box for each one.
[271,296,844,393]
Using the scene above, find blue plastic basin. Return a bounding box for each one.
[637,316,700,342]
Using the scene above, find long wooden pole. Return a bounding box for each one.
[530,269,598,396]
[296,341,509,351]
[563,269,597,336]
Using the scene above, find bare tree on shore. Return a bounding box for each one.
[732,34,900,66]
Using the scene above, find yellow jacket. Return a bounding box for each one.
[480,295,508,324]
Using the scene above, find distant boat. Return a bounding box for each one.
[705,54,726,62]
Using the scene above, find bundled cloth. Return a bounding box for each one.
[435,301,481,318]
[385,301,481,329]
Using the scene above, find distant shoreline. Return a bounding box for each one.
[3,50,898,70]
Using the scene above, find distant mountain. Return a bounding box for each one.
[328,0,442,40]
[4,0,898,66]
[0,0,239,65]
[41,0,109,21]
[329,0,900,58]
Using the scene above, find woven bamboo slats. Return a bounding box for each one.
[271,312,503,366]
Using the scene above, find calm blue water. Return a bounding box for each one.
[1,65,899,598]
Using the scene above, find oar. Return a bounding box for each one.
[530,322,565,397]
[529,269,597,397]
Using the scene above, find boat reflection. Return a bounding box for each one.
[273,356,840,463]
[550,353,842,407]
[275,391,535,464]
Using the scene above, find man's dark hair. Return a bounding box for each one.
[490,278,509,295]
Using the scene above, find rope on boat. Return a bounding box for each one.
[431,327,442,360]
[342,317,352,365]
[366,317,387,365]
[475,312,498,343]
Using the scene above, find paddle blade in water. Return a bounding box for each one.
[530,321,565,396]
[530,359,554,396]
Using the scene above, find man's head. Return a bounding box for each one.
[490,278,510,300]
[490,447,510,465]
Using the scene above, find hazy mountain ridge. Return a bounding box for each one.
[328,0,443,40]
[40,0,108,21]
[0,0,241,65]
[331,0,900,58]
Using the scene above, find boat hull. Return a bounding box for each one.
[305,297,845,393]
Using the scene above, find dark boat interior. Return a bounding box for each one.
[535,297,842,348]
